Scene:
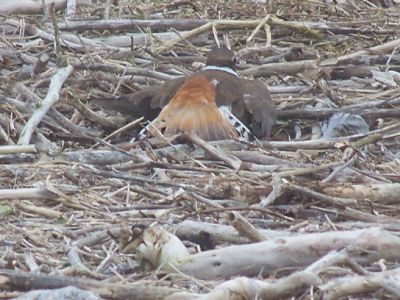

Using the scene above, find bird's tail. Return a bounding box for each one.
[146,75,238,141]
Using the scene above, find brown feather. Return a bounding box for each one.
[215,77,276,139]
[92,50,276,140]
[92,77,186,121]
[149,75,238,141]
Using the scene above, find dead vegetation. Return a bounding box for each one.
[1,0,400,299]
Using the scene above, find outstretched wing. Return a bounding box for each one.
[92,77,186,120]
[215,77,276,139]
[92,69,276,140]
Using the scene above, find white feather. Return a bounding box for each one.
[219,106,251,139]
[321,113,369,139]
[203,65,239,77]
[136,105,170,140]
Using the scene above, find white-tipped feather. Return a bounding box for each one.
[134,120,154,141]
[219,106,251,139]
[138,121,151,140]
[137,105,170,140]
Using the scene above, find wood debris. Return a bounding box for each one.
[0,0,400,299]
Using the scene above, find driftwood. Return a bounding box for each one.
[95,31,208,47]
[173,220,292,244]
[0,0,90,15]
[320,266,400,300]
[136,225,400,299]
[322,183,400,204]
[18,65,74,145]
[1,1,400,300]
[173,250,400,300]
[0,269,179,300]
[57,17,393,36]
[15,286,101,300]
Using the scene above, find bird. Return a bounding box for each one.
[94,47,276,141]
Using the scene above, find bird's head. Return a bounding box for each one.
[205,47,237,70]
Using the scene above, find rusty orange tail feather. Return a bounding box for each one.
[148,75,237,141]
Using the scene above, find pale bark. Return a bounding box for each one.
[0,0,89,15]
[137,226,400,280]
[18,65,74,145]
[323,183,400,204]
[320,267,400,300]
[173,220,292,244]
[178,227,400,280]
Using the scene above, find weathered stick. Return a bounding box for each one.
[0,187,58,200]
[320,266,400,300]
[0,185,78,201]
[155,17,324,52]
[57,17,391,35]
[68,96,123,130]
[0,0,89,14]
[173,220,292,245]
[0,145,37,155]
[278,107,400,120]
[225,212,267,242]
[323,183,400,204]
[178,228,400,280]
[15,201,63,219]
[286,182,357,207]
[18,65,74,145]
[183,132,242,170]
[95,31,208,47]
[241,60,318,77]
[137,226,400,280]
[0,269,180,300]
[167,272,321,300]
[322,37,400,65]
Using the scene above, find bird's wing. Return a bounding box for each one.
[215,77,276,139]
[92,77,186,120]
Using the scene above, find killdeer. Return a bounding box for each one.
[95,48,276,141]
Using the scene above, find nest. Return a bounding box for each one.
[0,0,400,299]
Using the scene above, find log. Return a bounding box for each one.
[0,0,89,15]
[322,183,400,204]
[0,269,180,300]
[179,228,400,279]
[137,226,400,280]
